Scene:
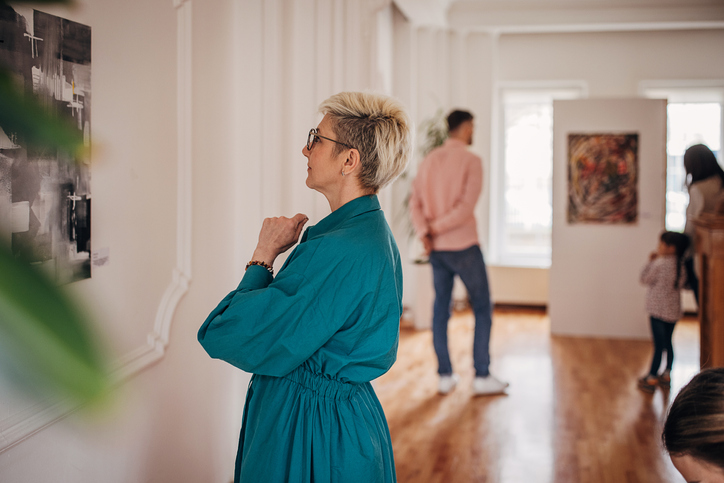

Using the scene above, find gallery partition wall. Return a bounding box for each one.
[549,98,668,339]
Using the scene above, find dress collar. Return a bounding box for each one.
[302,195,381,242]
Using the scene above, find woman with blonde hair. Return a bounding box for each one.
[198,92,412,482]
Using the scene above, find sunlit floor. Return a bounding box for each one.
[375,307,699,483]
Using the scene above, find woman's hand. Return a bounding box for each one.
[251,213,309,266]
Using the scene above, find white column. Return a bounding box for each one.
[261,0,285,219]
[286,0,319,229]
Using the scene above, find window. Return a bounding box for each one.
[641,83,724,232]
[493,85,585,267]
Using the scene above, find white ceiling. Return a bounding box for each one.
[394,0,724,32]
[453,0,724,7]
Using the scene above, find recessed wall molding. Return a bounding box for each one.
[113,0,193,379]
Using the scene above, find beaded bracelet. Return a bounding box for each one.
[245,260,274,275]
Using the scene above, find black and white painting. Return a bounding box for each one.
[0,6,91,284]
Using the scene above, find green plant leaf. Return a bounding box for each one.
[0,0,105,411]
[419,108,448,156]
[0,244,109,405]
[0,0,75,5]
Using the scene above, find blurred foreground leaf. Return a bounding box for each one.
[0,0,106,413]
[0,243,109,405]
[0,68,86,158]
[0,0,74,6]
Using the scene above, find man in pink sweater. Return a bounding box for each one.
[409,110,508,396]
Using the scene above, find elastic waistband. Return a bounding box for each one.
[284,365,359,401]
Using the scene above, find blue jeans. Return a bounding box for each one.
[429,245,492,377]
[648,316,676,376]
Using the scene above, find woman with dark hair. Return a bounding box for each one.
[663,367,724,481]
[683,144,724,303]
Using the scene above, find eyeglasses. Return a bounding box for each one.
[307,128,355,151]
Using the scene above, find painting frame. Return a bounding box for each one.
[567,132,639,224]
[0,6,92,284]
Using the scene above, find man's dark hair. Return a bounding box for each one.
[447,110,473,132]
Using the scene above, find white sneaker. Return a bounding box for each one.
[438,374,459,394]
[473,374,509,396]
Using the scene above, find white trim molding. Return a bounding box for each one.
[448,5,724,34]
[113,0,193,379]
[638,79,724,103]
[0,400,68,454]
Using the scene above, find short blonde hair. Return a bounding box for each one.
[319,92,413,192]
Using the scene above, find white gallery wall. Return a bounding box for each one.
[549,98,667,339]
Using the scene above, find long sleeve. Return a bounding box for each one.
[199,274,327,377]
[429,158,482,235]
[684,184,705,237]
[409,175,429,238]
[198,242,350,377]
[198,197,402,382]
[640,259,658,285]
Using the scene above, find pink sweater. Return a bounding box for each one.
[409,138,482,251]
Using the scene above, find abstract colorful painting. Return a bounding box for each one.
[0,6,91,283]
[567,133,638,224]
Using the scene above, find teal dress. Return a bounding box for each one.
[198,195,401,483]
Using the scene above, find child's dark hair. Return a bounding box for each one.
[660,231,690,288]
[663,367,724,471]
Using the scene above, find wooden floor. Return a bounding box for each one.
[375,307,700,483]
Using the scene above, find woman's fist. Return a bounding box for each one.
[252,213,309,265]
